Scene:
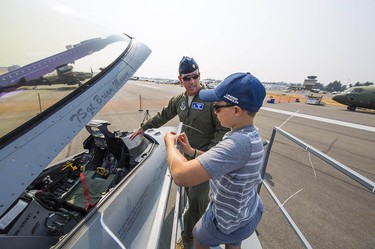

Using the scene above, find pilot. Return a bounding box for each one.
[130,56,229,249]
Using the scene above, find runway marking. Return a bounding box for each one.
[134,83,161,89]
[261,107,375,133]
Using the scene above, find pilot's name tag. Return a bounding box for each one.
[192,102,204,110]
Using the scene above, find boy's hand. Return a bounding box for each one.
[164,131,177,146]
[177,133,194,157]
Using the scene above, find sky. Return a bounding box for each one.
[7,0,375,85]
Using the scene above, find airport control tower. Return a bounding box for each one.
[303,75,317,90]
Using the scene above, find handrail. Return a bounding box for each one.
[261,181,313,249]
[273,126,375,193]
[258,126,375,249]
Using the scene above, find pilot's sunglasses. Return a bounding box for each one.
[182,73,200,82]
[213,103,235,113]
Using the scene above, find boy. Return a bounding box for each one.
[164,72,266,249]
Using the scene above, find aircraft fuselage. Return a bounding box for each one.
[332,86,375,111]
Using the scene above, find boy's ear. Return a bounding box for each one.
[234,106,242,116]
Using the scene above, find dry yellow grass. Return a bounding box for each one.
[265,91,346,106]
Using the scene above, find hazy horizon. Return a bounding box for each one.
[2,0,374,86]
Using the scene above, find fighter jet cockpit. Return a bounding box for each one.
[25,119,149,214]
[0,1,172,248]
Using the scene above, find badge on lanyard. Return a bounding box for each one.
[192,102,204,110]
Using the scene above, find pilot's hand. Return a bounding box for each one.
[130,127,145,140]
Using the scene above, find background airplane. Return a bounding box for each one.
[0,35,123,93]
[29,64,93,88]
[332,85,375,111]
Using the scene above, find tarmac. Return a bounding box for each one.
[1,81,374,249]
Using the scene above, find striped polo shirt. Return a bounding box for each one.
[197,125,264,234]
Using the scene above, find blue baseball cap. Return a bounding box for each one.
[199,72,266,112]
[179,56,199,74]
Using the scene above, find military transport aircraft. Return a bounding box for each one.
[332,86,375,111]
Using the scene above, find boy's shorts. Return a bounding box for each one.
[193,204,263,247]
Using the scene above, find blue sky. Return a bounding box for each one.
[9,0,375,85]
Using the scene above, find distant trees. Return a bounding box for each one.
[313,82,324,90]
[323,81,374,92]
[313,81,344,92]
[348,82,374,88]
[273,80,373,93]
[326,81,343,92]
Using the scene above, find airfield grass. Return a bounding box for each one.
[265,91,346,106]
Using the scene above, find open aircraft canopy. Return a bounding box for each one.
[0,2,181,249]
[0,0,151,221]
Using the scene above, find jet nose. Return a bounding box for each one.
[332,94,346,104]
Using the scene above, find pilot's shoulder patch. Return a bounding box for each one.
[180,102,187,111]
